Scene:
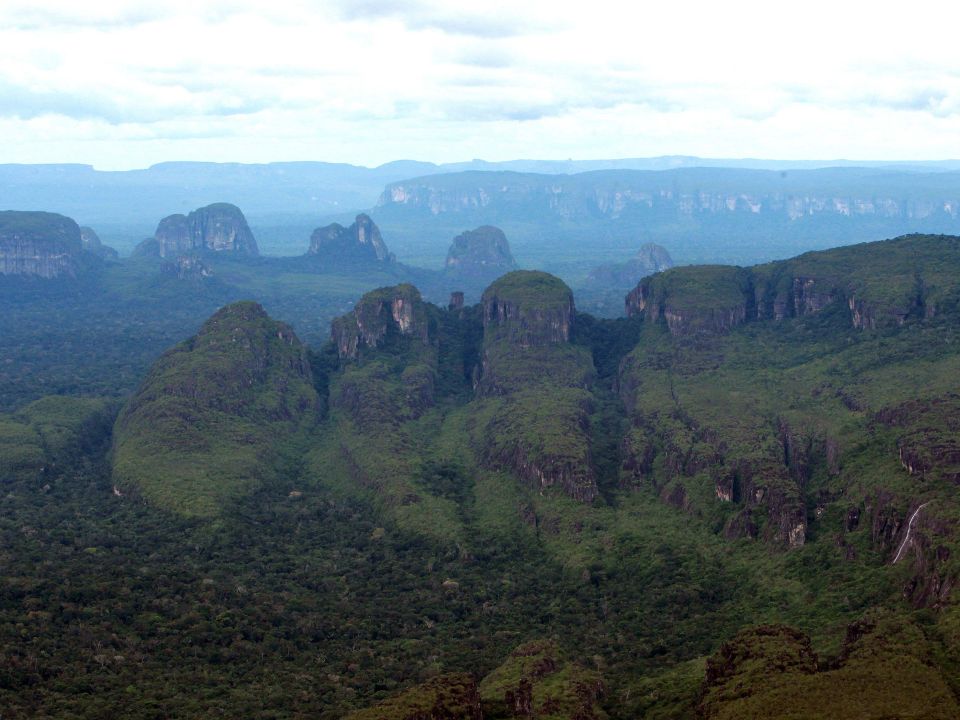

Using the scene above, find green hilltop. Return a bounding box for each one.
[111,301,319,517]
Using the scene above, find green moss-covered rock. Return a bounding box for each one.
[345,673,482,720]
[699,614,960,719]
[480,640,606,720]
[112,301,319,517]
[332,284,434,360]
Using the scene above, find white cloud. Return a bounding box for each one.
[1,0,959,167]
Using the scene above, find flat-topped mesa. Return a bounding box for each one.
[80,226,118,260]
[332,283,432,360]
[148,202,258,258]
[476,271,599,504]
[308,213,394,265]
[0,210,84,278]
[627,234,960,336]
[482,270,575,347]
[445,225,516,275]
[626,265,751,337]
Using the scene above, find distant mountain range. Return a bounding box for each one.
[7,155,960,276]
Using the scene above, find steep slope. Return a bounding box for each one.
[0,211,85,278]
[111,301,318,517]
[308,213,394,267]
[698,613,960,719]
[475,271,599,502]
[136,202,259,258]
[619,233,960,565]
[444,225,517,281]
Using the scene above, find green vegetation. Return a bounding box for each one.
[3,234,960,718]
[344,674,480,720]
[111,301,319,517]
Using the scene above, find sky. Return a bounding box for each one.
[2,0,960,169]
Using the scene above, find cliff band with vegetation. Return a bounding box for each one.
[0,210,85,278]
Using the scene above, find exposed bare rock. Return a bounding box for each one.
[151,203,258,258]
[331,284,432,360]
[444,225,516,277]
[0,211,83,278]
[308,213,393,266]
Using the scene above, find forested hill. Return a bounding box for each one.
[2,232,958,718]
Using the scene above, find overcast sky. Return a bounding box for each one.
[2,0,959,169]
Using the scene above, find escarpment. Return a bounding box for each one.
[0,211,84,278]
[627,234,959,336]
[141,202,259,258]
[112,301,318,517]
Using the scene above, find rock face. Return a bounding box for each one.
[585,243,673,288]
[476,271,599,503]
[331,284,432,360]
[0,211,83,278]
[80,226,118,260]
[478,640,605,720]
[627,234,959,336]
[444,225,516,276]
[481,270,575,349]
[160,255,213,280]
[626,265,750,337]
[150,203,258,258]
[112,301,318,517]
[308,213,393,266]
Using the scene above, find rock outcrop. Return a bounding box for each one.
[112,301,318,517]
[331,284,432,360]
[481,270,575,349]
[479,640,605,720]
[626,265,750,336]
[0,211,84,278]
[308,213,393,266]
[475,271,599,503]
[585,243,673,288]
[699,615,960,719]
[80,226,119,260]
[148,203,258,258]
[627,234,959,336]
[444,225,516,277]
[160,255,213,280]
[344,673,483,720]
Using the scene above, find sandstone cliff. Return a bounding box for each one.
[444,225,516,277]
[475,271,599,503]
[626,234,959,336]
[308,213,393,266]
[0,211,84,278]
[331,284,432,360]
[148,203,258,258]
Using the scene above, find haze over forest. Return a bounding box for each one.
[3,2,960,720]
